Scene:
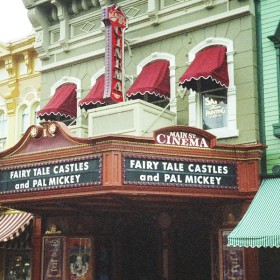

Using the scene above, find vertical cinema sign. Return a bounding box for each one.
[102,4,127,103]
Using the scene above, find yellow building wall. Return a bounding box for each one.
[0,36,41,150]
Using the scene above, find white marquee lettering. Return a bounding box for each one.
[10,169,31,179]
[130,159,159,170]
[155,133,209,148]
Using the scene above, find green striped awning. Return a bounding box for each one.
[228,178,280,248]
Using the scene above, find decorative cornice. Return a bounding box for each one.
[27,7,50,59]
[39,5,252,72]
[51,0,70,52]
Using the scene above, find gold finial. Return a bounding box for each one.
[225,213,238,225]
[45,223,61,235]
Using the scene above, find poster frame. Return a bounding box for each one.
[41,235,66,280]
[67,236,94,280]
[219,229,245,280]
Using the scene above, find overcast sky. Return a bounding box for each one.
[0,0,34,43]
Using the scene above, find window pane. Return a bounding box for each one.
[22,107,29,133]
[5,250,31,280]
[34,103,40,125]
[0,111,7,138]
[202,90,227,130]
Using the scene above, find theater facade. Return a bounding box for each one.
[1,0,263,279]
[0,121,264,280]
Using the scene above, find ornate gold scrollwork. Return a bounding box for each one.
[30,122,57,139]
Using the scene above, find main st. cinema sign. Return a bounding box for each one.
[154,126,217,148]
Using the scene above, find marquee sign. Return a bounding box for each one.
[102,4,127,103]
[124,156,237,189]
[0,156,101,194]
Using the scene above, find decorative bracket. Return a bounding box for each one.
[23,51,33,75]
[4,57,16,79]
[203,0,214,9]
[147,11,159,26]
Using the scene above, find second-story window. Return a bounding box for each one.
[125,53,177,114]
[180,45,229,130]
[179,38,238,139]
[21,106,29,135]
[79,74,106,111]
[34,103,40,125]
[16,87,40,142]
[0,111,7,138]
[37,83,77,125]
[202,89,227,130]
[126,59,170,109]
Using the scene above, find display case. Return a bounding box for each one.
[4,250,31,280]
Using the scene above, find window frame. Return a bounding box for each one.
[21,105,29,135]
[32,102,40,125]
[0,109,8,142]
[16,87,40,140]
[188,37,238,139]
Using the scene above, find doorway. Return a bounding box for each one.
[118,210,212,280]
[173,212,212,280]
[120,217,160,280]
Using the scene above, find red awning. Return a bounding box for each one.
[79,75,106,110]
[0,213,33,242]
[179,45,229,92]
[126,60,170,99]
[38,83,77,120]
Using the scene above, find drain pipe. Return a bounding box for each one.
[254,0,267,175]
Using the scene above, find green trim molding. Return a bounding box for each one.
[270,21,280,138]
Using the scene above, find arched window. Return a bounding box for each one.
[180,38,238,139]
[15,87,40,141]
[126,52,177,115]
[79,68,106,111]
[38,77,81,126]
